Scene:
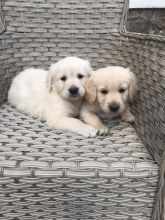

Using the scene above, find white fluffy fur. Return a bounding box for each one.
[8,57,98,137]
[80,66,138,134]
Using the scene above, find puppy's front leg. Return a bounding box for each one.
[47,116,98,137]
[120,108,134,123]
[80,110,109,135]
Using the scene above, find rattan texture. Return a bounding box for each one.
[0,104,159,220]
[0,1,5,34]
[119,0,165,42]
[0,0,164,219]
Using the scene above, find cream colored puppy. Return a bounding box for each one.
[8,56,98,137]
[80,66,138,133]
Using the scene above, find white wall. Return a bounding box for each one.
[129,0,165,9]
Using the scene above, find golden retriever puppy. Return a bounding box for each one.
[8,56,98,137]
[80,66,138,134]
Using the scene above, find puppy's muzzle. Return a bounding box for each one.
[108,102,120,113]
[69,86,79,97]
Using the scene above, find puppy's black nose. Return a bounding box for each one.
[109,102,119,113]
[69,86,79,96]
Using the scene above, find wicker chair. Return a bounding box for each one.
[0,0,164,219]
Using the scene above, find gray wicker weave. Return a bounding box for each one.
[0,0,164,220]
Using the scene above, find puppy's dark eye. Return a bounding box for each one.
[119,88,126,93]
[77,74,84,79]
[60,76,67,81]
[100,89,108,95]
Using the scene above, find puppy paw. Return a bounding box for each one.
[121,112,134,123]
[98,126,110,136]
[80,125,98,137]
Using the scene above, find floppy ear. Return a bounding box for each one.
[46,63,56,92]
[84,60,93,75]
[85,77,96,104]
[128,69,138,102]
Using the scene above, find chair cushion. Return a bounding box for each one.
[0,104,159,220]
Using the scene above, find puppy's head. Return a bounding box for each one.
[47,56,92,101]
[85,66,138,115]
